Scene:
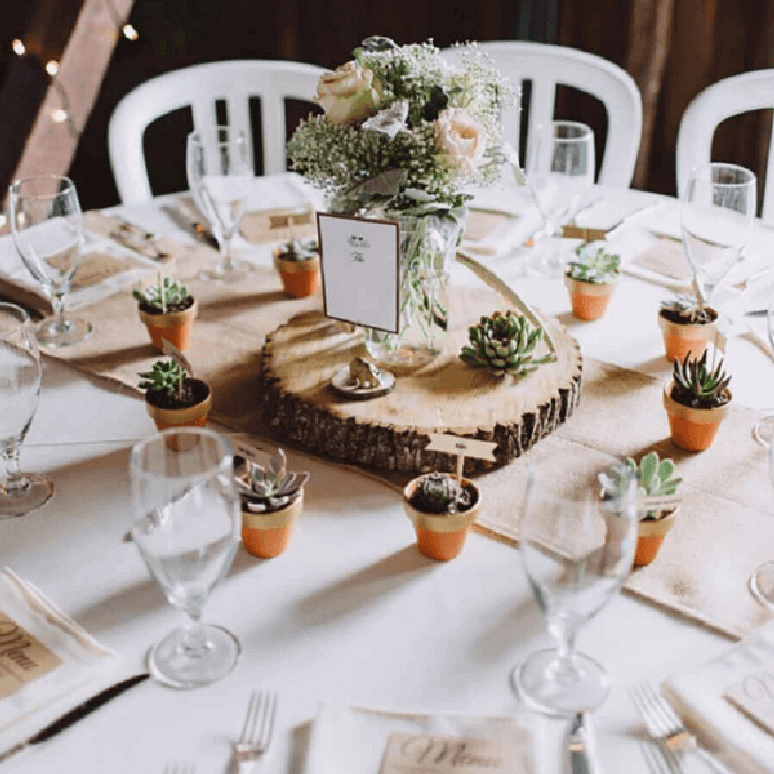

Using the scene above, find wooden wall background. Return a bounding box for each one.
[2,0,774,211]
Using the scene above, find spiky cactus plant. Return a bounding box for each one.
[567,244,620,284]
[672,350,731,409]
[460,310,550,378]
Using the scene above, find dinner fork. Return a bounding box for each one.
[163,762,195,774]
[231,691,278,770]
[639,739,675,774]
[630,681,732,774]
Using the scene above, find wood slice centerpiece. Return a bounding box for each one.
[258,284,582,473]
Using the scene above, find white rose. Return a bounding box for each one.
[435,108,488,176]
[315,62,381,125]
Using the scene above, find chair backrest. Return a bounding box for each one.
[108,59,327,204]
[441,41,642,188]
[676,69,774,221]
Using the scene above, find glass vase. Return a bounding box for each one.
[364,211,462,368]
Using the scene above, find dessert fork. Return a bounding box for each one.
[231,691,278,771]
[630,681,732,774]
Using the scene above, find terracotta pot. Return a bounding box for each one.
[564,275,618,321]
[273,252,320,298]
[145,379,212,434]
[663,380,731,451]
[138,299,197,352]
[657,310,717,364]
[634,509,677,567]
[403,474,481,561]
[241,490,303,558]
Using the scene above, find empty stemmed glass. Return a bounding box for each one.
[186,127,253,281]
[513,458,638,716]
[528,121,596,277]
[0,303,54,517]
[681,162,756,313]
[750,441,774,607]
[129,428,241,688]
[8,175,92,347]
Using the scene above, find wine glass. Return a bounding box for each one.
[186,127,253,281]
[512,458,638,716]
[0,303,54,518]
[527,121,595,277]
[8,175,92,347]
[749,440,774,607]
[129,427,241,688]
[681,162,756,311]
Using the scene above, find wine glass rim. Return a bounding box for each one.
[130,427,233,480]
[689,162,756,187]
[9,174,76,199]
[0,302,32,336]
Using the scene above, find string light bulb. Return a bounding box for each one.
[11,39,25,56]
[51,108,69,123]
[45,60,59,76]
[122,23,138,41]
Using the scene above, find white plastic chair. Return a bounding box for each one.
[676,69,774,221]
[108,60,327,204]
[441,41,642,188]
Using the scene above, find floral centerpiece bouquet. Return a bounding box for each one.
[288,37,517,366]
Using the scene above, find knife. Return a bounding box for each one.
[161,205,220,250]
[0,673,150,763]
[565,712,602,774]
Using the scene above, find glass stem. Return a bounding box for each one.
[221,231,234,272]
[51,291,69,333]
[180,604,210,658]
[1,442,28,496]
[550,620,581,686]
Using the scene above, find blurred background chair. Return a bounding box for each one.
[108,59,327,204]
[676,69,774,221]
[442,41,642,188]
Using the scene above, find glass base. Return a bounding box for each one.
[0,474,54,518]
[528,243,568,279]
[36,317,92,348]
[753,416,774,447]
[148,624,240,689]
[365,341,441,369]
[512,648,610,717]
[198,259,253,282]
[750,561,774,608]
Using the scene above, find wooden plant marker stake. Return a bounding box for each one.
[639,494,683,513]
[162,339,193,399]
[425,433,497,502]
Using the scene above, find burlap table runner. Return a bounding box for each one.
[45,240,773,640]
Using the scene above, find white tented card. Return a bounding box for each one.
[317,212,399,333]
[161,339,194,376]
[425,434,498,462]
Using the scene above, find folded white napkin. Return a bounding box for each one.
[0,568,117,740]
[662,620,774,774]
[305,703,534,774]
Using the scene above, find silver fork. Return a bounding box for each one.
[639,739,675,774]
[163,762,195,774]
[232,691,278,770]
[630,681,732,774]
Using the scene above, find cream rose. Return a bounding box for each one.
[315,62,381,125]
[435,108,488,176]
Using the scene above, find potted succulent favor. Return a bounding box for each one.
[658,294,718,363]
[564,243,621,321]
[403,471,481,561]
[663,350,732,451]
[600,452,682,567]
[138,358,211,432]
[273,238,320,298]
[235,448,309,558]
[133,276,196,351]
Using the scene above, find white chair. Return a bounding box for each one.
[441,41,642,188]
[108,60,327,204]
[676,69,774,220]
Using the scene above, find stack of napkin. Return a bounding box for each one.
[662,620,774,774]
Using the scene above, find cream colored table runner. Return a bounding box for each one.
[44,238,773,641]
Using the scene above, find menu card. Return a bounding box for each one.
[725,667,774,736]
[0,612,62,700]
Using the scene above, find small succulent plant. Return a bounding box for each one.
[236,448,309,513]
[411,472,472,515]
[672,350,732,408]
[660,295,715,324]
[279,238,318,261]
[460,310,550,379]
[599,452,682,520]
[567,243,621,284]
[133,277,190,311]
[138,359,185,397]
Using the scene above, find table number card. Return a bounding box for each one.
[380,732,526,774]
[0,612,62,699]
[724,669,774,735]
[317,212,399,333]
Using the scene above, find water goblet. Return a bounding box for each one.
[186,127,253,281]
[528,120,595,277]
[8,175,92,347]
[0,303,54,518]
[681,162,756,312]
[749,440,774,607]
[129,427,242,688]
[512,458,638,716]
